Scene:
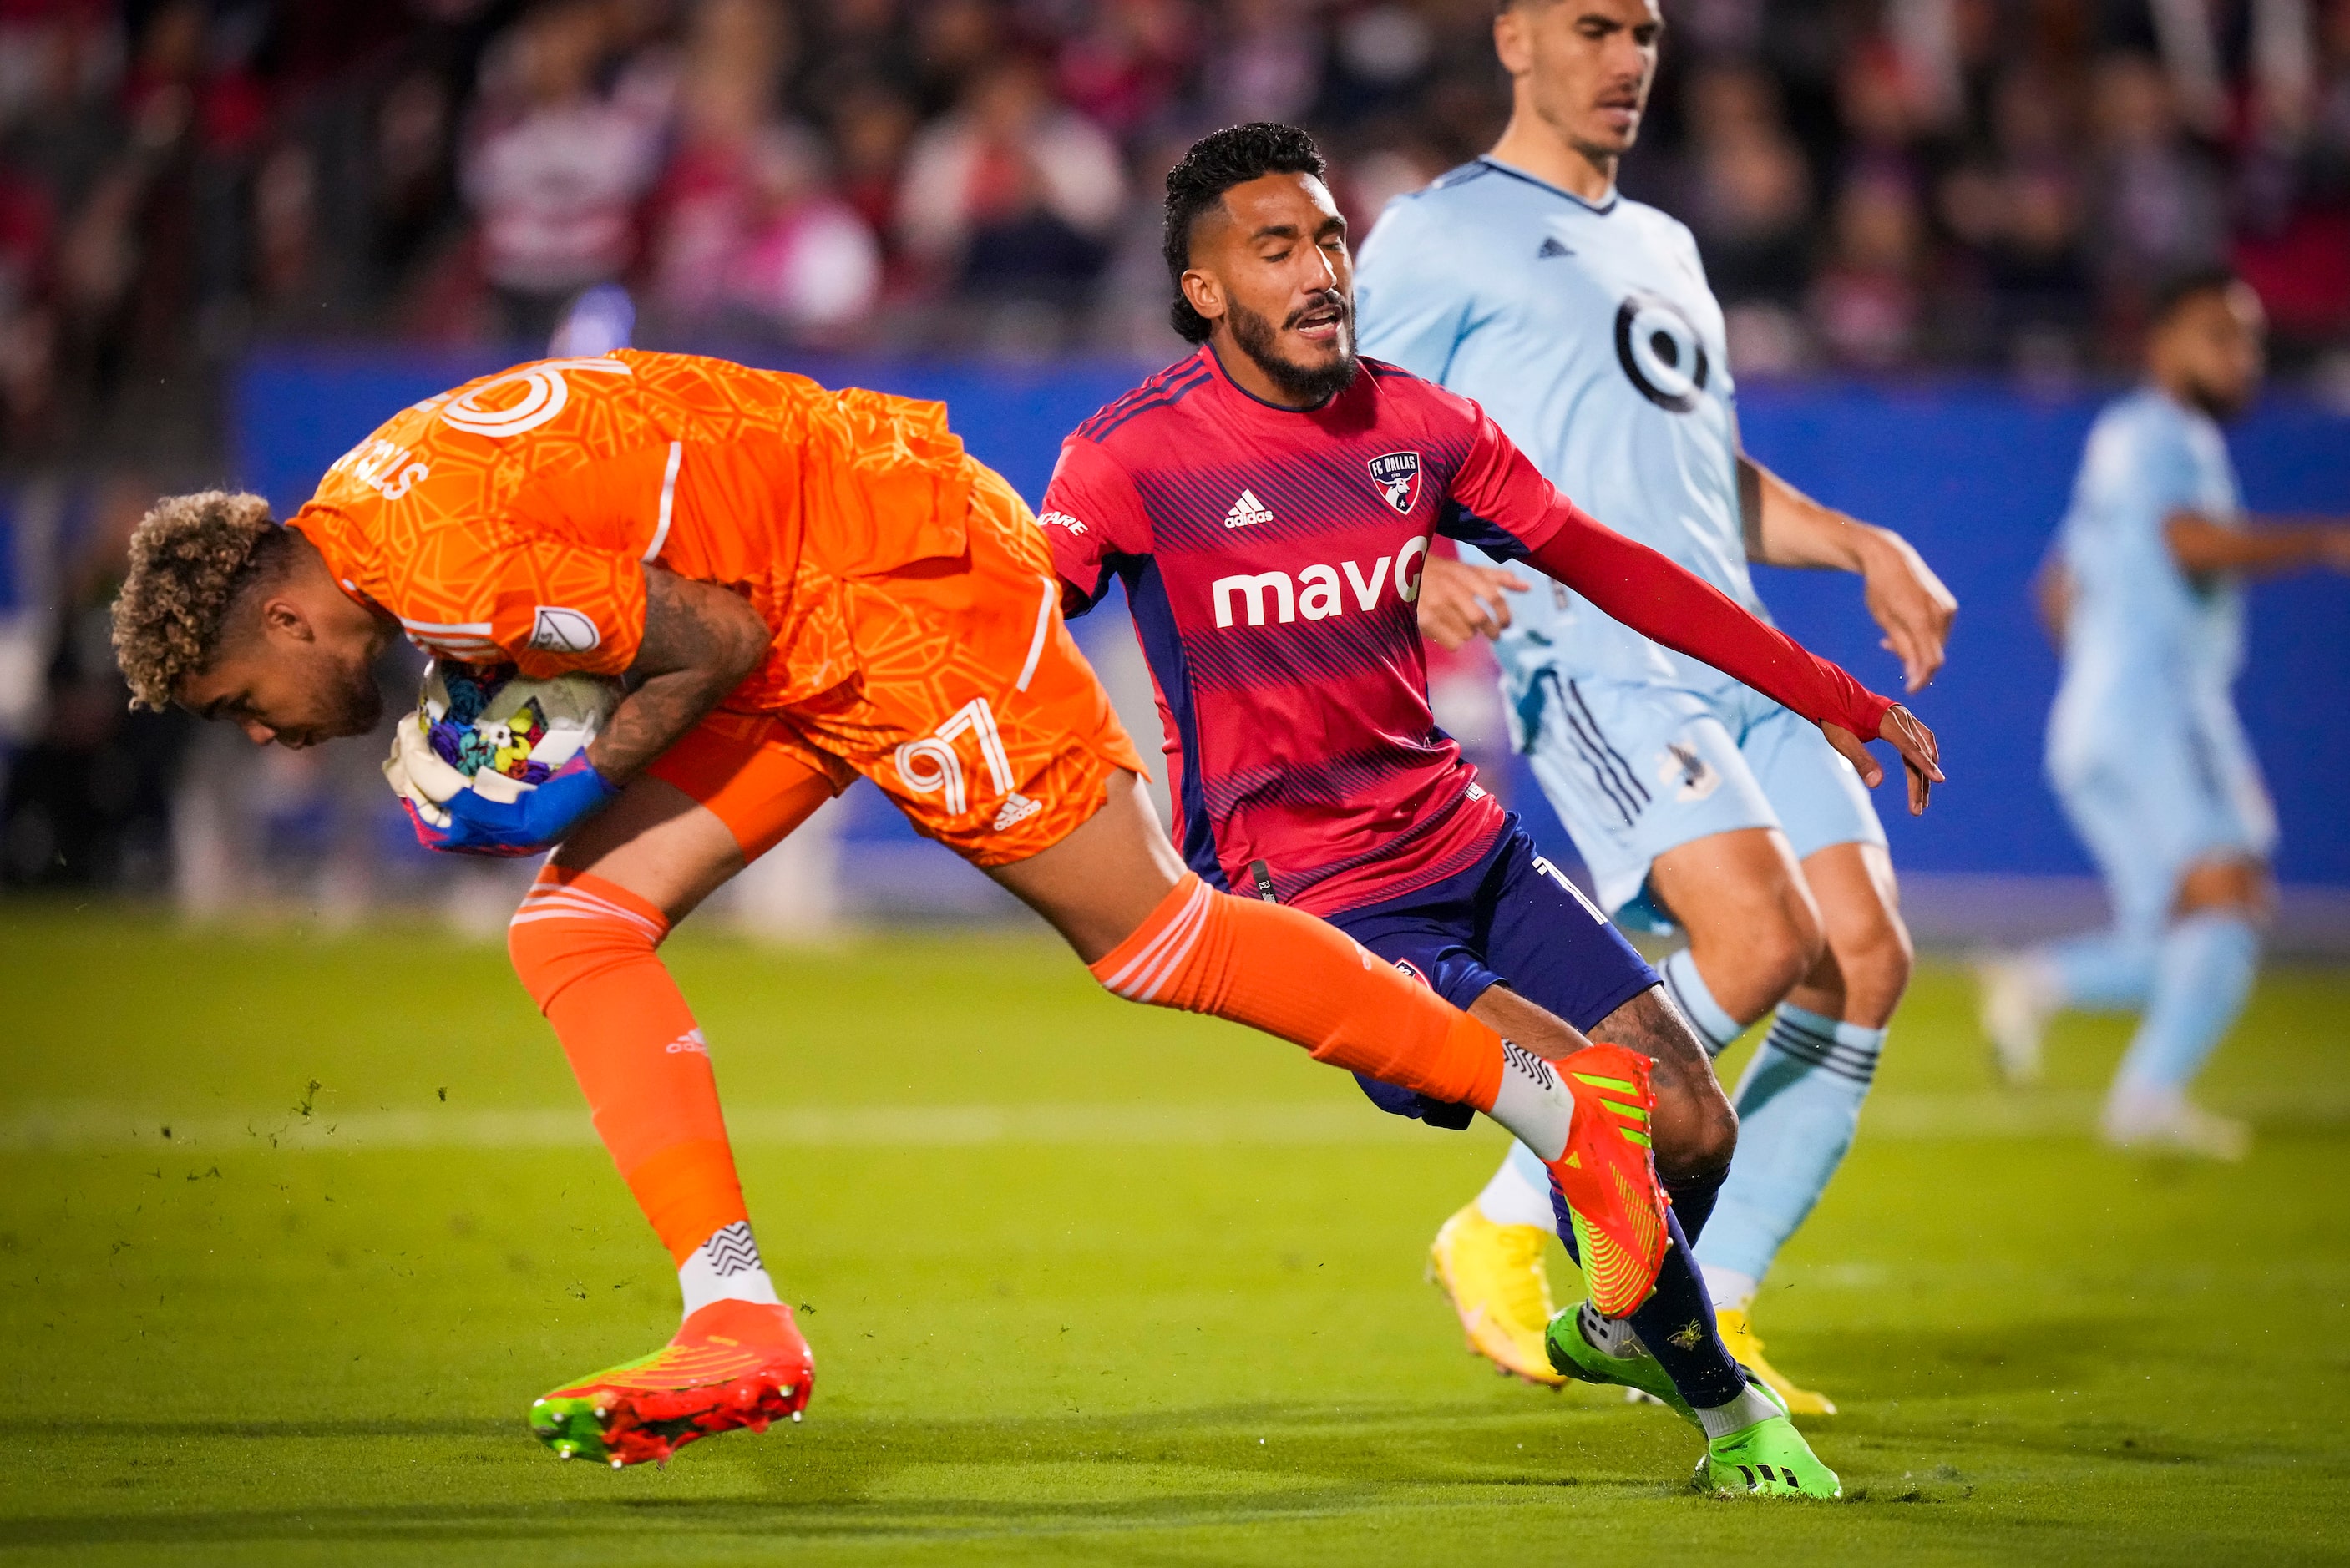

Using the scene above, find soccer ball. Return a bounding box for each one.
[383,661,621,826]
[416,660,620,785]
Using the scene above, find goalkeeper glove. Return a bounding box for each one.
[384,716,620,857]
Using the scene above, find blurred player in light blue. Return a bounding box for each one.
[1978,271,2350,1159]
[1353,0,1955,1414]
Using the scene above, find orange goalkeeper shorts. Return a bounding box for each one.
[646,460,1147,868]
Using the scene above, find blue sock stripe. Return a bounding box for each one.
[1768,1011,1886,1062]
[1763,1018,1880,1085]
[1763,1033,1878,1084]
[1769,1015,1871,1061]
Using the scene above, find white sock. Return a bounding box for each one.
[677,1220,782,1318]
[1483,1039,1573,1161]
[1702,1265,1759,1313]
[1694,1378,1784,1439]
[1474,1139,1557,1229]
[1576,1299,1643,1358]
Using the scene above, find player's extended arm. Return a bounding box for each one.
[1518,503,1944,814]
[417,569,770,857]
[1739,454,1957,693]
[2165,511,2350,579]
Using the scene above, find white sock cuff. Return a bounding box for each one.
[678,1220,782,1317]
[1661,949,1741,1055]
[1486,1039,1572,1162]
[1695,1378,1783,1439]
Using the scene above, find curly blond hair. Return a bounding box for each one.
[110,490,285,711]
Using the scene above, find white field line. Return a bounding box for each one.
[0,1089,2346,1154]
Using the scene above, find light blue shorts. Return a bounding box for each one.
[1518,670,1886,924]
[2049,702,2276,935]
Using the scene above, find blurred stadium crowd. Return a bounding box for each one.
[0,0,2341,460]
[3,0,2349,904]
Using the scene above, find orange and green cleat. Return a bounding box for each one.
[1540,1044,1670,1320]
[528,1299,813,1469]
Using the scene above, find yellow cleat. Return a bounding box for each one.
[1426,1203,1566,1388]
[1716,1308,1836,1416]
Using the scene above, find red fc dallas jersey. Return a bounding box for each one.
[1044,346,1584,917]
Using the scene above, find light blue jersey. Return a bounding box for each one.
[1355,158,1759,701]
[2047,387,2272,930]
[1360,159,1897,1301]
[2049,387,2245,767]
[1355,159,1881,919]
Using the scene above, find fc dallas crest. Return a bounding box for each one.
[1367,450,1422,514]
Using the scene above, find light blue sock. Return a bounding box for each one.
[1694,1003,1885,1284]
[2045,928,2160,1011]
[2112,913,2260,1095]
[1659,948,1743,1057]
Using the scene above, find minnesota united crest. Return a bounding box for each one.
[1367,450,1422,514]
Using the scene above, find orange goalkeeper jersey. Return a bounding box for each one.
[291,350,977,711]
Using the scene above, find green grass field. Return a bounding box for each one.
[1,907,2345,1565]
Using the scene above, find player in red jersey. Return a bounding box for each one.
[109,349,1695,1469]
[1041,124,1942,1497]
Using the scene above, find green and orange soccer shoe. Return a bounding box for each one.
[1541,1043,1671,1320]
[529,1299,813,1468]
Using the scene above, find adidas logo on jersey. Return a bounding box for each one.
[665,1028,709,1055]
[1224,489,1274,528]
[994,791,1042,831]
[1537,236,1573,258]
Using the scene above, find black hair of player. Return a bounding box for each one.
[2148,266,2243,331]
[1162,123,1329,345]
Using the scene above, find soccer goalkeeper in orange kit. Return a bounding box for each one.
[109,350,1674,1468]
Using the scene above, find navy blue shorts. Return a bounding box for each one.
[1323,817,1658,1128]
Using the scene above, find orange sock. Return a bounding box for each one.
[507,866,748,1265]
[1091,873,1506,1112]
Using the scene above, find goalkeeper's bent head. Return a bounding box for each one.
[111,490,391,747]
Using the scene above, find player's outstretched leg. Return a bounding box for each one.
[1107,873,1674,1315]
[990,776,1674,1319]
